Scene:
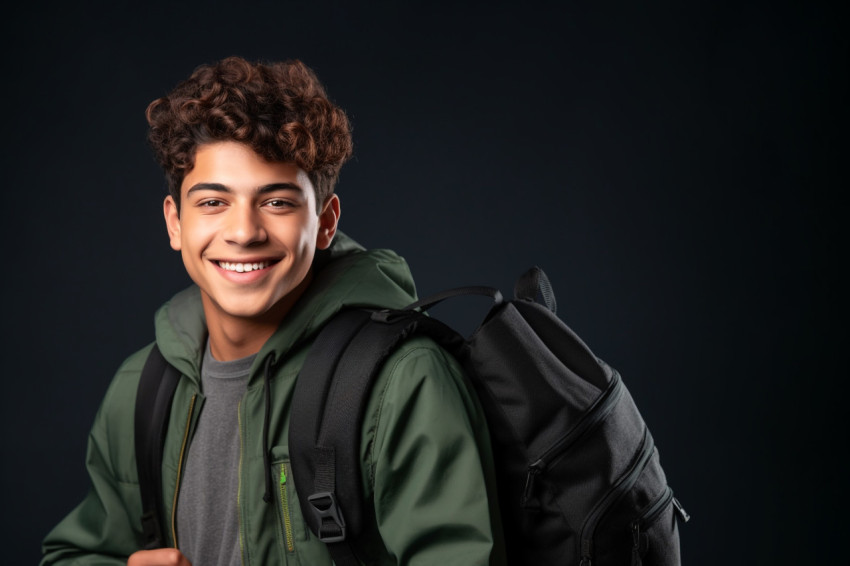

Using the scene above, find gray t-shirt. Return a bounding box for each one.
[176,341,255,566]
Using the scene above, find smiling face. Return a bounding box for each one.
[164,141,339,346]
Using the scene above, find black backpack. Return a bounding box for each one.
[136,266,689,564]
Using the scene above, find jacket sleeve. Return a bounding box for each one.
[362,338,507,566]
[41,360,146,565]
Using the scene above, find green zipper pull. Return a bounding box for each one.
[280,466,287,485]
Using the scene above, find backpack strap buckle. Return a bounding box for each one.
[308,491,347,543]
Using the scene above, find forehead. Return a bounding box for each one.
[182,141,314,199]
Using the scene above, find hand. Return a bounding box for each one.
[127,548,193,566]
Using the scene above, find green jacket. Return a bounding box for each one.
[41,233,505,566]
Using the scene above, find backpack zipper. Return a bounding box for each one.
[579,430,655,566]
[279,463,295,553]
[523,373,625,505]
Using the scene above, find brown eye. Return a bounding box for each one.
[266,199,295,209]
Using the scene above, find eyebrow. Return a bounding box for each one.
[185,182,304,195]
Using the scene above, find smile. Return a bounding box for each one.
[217,260,275,273]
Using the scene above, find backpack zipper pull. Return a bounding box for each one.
[631,522,643,566]
[673,497,690,522]
[522,460,545,508]
[580,538,593,566]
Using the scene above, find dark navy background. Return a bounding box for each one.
[2,1,845,563]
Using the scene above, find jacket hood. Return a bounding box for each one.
[153,231,418,379]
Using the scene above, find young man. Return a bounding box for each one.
[41,56,504,566]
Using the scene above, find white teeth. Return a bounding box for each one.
[219,261,271,272]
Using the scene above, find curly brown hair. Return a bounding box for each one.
[145,56,353,212]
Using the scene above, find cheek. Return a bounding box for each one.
[292,217,320,250]
[179,221,215,255]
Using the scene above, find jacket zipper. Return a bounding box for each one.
[279,463,295,553]
[579,430,655,566]
[170,393,197,548]
[523,373,625,505]
[630,486,674,564]
[237,402,247,566]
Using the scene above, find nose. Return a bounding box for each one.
[223,204,267,246]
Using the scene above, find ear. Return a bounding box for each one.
[316,194,340,250]
[163,196,182,251]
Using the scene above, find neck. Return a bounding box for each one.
[206,317,278,361]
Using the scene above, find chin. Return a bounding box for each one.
[205,294,273,320]
[227,302,277,320]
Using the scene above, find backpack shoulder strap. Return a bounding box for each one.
[134,343,181,550]
[289,307,464,566]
